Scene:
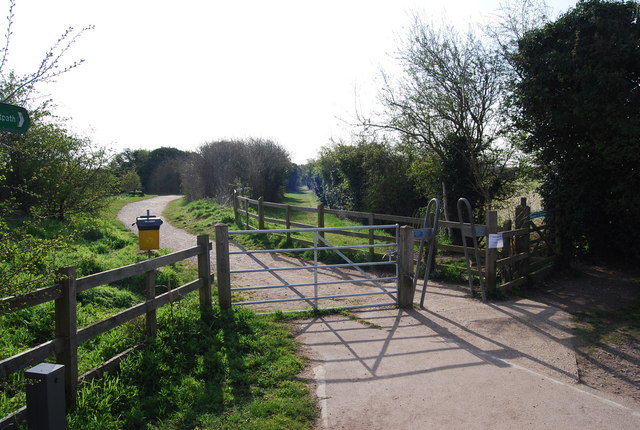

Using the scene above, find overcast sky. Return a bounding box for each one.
[8,0,576,164]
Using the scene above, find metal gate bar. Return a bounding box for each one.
[227,224,399,311]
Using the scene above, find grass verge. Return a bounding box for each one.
[1,194,317,429]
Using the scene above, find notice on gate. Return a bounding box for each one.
[488,233,504,249]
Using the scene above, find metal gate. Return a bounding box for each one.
[226,225,399,312]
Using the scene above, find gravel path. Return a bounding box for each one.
[118,195,197,261]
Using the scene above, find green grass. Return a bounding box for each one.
[167,191,397,268]
[67,297,316,430]
[166,193,476,283]
[1,194,317,429]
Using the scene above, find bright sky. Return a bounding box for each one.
[8,0,576,164]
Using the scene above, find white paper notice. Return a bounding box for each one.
[488,233,504,249]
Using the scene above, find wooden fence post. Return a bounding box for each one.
[232,190,239,224]
[258,197,265,230]
[515,198,531,280]
[245,198,249,228]
[55,266,78,406]
[145,268,157,337]
[368,213,375,260]
[397,226,415,308]
[501,219,513,282]
[215,224,232,310]
[285,205,291,242]
[485,210,498,296]
[197,234,213,320]
[317,203,325,240]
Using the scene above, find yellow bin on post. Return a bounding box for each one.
[136,212,163,250]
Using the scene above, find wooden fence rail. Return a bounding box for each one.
[234,193,557,295]
[0,235,214,429]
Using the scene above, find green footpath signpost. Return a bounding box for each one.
[0,102,30,133]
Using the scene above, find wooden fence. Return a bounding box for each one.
[0,235,214,429]
[234,192,557,295]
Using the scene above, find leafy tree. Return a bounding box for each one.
[139,147,187,194]
[119,169,142,193]
[314,139,424,215]
[0,0,95,298]
[512,0,640,262]
[109,148,149,177]
[2,123,117,220]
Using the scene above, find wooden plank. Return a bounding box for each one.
[324,208,371,219]
[485,211,498,295]
[215,224,232,310]
[258,197,265,229]
[530,222,556,253]
[496,252,529,268]
[0,406,26,430]
[0,338,64,379]
[372,213,422,224]
[289,221,316,229]
[530,256,555,266]
[78,344,143,385]
[56,266,78,404]
[286,204,317,213]
[291,237,314,247]
[397,226,414,308]
[76,246,202,292]
[530,264,554,283]
[285,205,291,241]
[324,229,395,243]
[262,201,286,209]
[145,269,157,336]
[197,235,212,320]
[76,278,202,344]
[498,276,528,291]
[437,243,468,254]
[263,216,286,225]
[0,283,61,315]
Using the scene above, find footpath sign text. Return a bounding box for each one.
[0,102,30,133]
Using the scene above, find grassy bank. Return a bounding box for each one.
[165,190,395,267]
[1,195,316,429]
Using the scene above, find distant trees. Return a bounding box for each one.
[110,147,188,194]
[182,138,292,203]
[141,147,188,194]
[311,139,424,215]
[512,0,640,262]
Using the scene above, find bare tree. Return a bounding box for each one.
[182,139,291,204]
[363,16,517,219]
[0,0,93,107]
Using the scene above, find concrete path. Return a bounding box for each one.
[295,287,640,429]
[118,196,640,429]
